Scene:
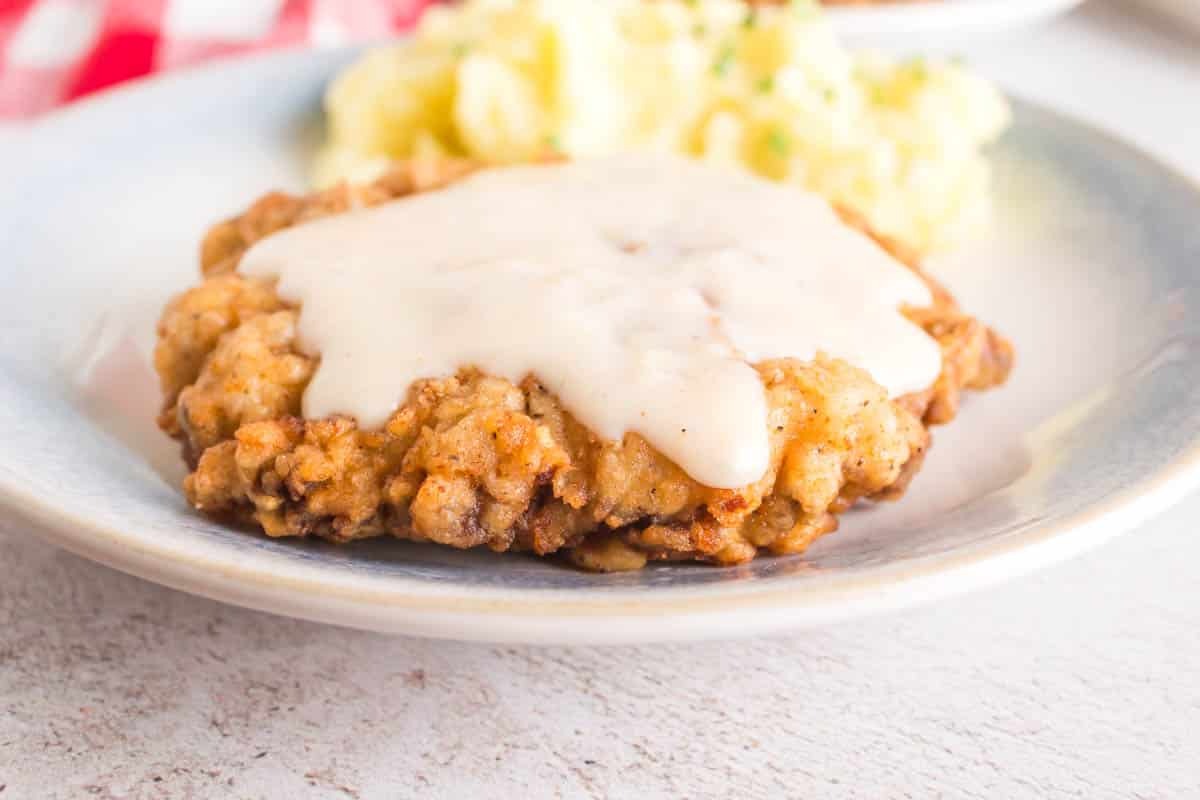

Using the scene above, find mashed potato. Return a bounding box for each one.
[314,0,1009,254]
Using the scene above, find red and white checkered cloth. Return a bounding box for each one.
[0,0,436,119]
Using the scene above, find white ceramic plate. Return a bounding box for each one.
[828,0,1087,39]
[3,49,1200,645]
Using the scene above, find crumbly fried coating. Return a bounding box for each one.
[157,161,1012,571]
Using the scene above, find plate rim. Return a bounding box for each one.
[827,0,1087,37]
[4,46,1199,644]
[5,443,1199,643]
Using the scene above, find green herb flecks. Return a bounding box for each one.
[767,128,791,158]
[712,44,735,78]
[906,56,930,81]
[789,0,820,19]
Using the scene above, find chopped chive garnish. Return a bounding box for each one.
[790,0,819,16]
[756,75,775,94]
[712,44,735,77]
[767,129,790,157]
[742,8,758,28]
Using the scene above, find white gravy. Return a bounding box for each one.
[241,155,941,488]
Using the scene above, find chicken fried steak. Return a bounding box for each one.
[156,160,1011,571]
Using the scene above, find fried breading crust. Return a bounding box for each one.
[157,161,1012,571]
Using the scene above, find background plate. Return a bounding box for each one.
[1,48,1199,644]
[828,0,1087,41]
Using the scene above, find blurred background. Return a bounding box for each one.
[3,0,1192,121]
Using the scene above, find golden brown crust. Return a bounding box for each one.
[157,161,1011,571]
[197,160,481,278]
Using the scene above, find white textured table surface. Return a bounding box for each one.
[3,3,1199,798]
